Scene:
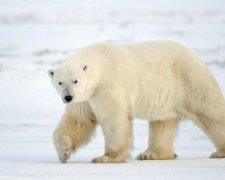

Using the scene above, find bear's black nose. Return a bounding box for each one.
[64,95,73,103]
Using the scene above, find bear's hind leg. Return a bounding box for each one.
[192,113,225,158]
[137,119,179,160]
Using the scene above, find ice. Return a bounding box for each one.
[0,0,225,179]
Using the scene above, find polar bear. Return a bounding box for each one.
[49,41,225,163]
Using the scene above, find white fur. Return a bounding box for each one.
[50,41,225,163]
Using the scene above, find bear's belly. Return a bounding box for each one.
[133,87,182,121]
[135,107,179,121]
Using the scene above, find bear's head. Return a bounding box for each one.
[48,61,96,103]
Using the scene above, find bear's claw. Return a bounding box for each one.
[59,148,71,163]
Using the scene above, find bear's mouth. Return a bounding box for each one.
[63,99,70,104]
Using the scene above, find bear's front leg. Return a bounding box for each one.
[53,102,97,163]
[92,115,133,163]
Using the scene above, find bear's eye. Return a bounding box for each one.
[58,82,62,85]
[73,80,78,84]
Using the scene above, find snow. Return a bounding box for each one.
[0,0,225,179]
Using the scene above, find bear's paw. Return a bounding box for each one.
[137,150,177,160]
[54,135,73,163]
[210,150,225,158]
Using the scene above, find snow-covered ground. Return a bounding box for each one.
[0,0,225,179]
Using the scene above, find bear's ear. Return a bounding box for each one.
[83,65,88,71]
[48,70,54,78]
